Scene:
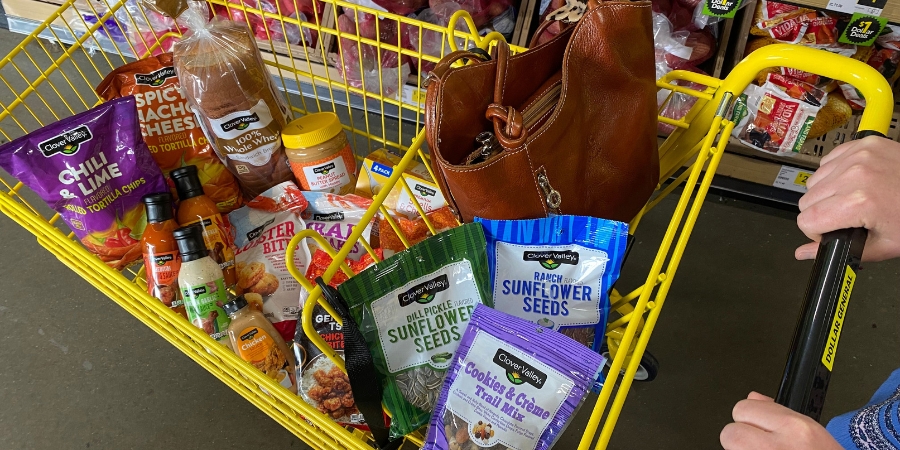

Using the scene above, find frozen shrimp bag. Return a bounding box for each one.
[0,96,168,269]
[475,216,628,351]
[423,304,604,450]
[338,223,493,437]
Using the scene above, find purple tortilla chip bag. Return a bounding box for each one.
[424,304,604,450]
[0,96,168,269]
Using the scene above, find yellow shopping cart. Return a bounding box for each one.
[0,0,893,447]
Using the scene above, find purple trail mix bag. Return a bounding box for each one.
[424,304,604,450]
[0,96,167,269]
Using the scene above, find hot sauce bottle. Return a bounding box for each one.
[141,193,186,319]
[171,165,238,292]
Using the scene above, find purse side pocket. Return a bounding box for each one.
[441,149,547,222]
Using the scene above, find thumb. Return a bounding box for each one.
[795,242,819,260]
[747,391,774,402]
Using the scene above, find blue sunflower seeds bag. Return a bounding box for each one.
[475,215,628,351]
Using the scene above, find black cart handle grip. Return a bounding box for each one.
[775,130,885,419]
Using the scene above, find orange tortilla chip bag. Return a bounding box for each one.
[97,53,243,213]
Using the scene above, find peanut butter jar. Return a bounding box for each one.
[282,112,357,195]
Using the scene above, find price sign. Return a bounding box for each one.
[774,166,814,193]
[702,0,743,18]
[839,12,888,46]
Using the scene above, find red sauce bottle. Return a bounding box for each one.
[141,193,187,318]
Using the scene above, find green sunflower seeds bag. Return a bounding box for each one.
[338,223,493,437]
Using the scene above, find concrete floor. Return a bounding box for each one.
[0,24,898,450]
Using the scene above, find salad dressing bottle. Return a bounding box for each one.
[175,225,231,347]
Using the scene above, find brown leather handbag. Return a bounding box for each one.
[424,0,659,223]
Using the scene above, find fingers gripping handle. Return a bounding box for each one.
[774,131,885,419]
[776,228,866,420]
[775,125,888,418]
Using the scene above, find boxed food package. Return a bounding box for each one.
[356,149,446,218]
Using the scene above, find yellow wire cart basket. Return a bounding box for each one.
[0,0,893,447]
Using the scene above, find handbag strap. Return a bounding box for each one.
[485,41,528,149]
[316,278,402,450]
[428,50,490,82]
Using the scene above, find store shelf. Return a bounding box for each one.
[782,0,900,24]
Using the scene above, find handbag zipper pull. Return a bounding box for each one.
[536,168,561,213]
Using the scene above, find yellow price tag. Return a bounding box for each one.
[794,171,812,186]
[411,89,425,105]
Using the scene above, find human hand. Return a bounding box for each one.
[796,136,900,262]
[720,392,841,450]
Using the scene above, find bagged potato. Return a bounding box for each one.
[0,97,168,269]
[97,53,243,213]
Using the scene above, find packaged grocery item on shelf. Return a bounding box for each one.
[291,249,380,429]
[731,83,821,156]
[379,206,458,257]
[229,181,311,341]
[173,1,295,200]
[330,11,411,98]
[175,225,232,345]
[141,193,187,318]
[210,0,310,46]
[0,96,167,269]
[765,72,828,106]
[225,295,298,393]
[356,149,447,219]
[338,223,493,437]
[282,113,357,195]
[300,192,375,261]
[405,3,466,73]
[172,165,239,291]
[423,304,604,450]
[476,215,628,352]
[97,53,243,213]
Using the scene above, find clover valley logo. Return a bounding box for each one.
[134,67,176,86]
[38,125,93,157]
[414,184,437,197]
[398,274,449,307]
[246,218,276,242]
[522,250,579,270]
[493,349,546,388]
[313,162,336,175]
[220,113,260,132]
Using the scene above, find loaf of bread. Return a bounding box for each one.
[174,14,294,200]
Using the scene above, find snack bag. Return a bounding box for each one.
[423,305,604,450]
[97,53,243,213]
[765,73,828,106]
[759,0,801,20]
[475,216,628,351]
[338,223,493,437]
[0,96,168,269]
[356,149,447,219]
[780,67,822,85]
[174,2,295,201]
[379,206,459,257]
[301,191,375,261]
[229,181,311,341]
[737,83,821,155]
[291,247,381,429]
